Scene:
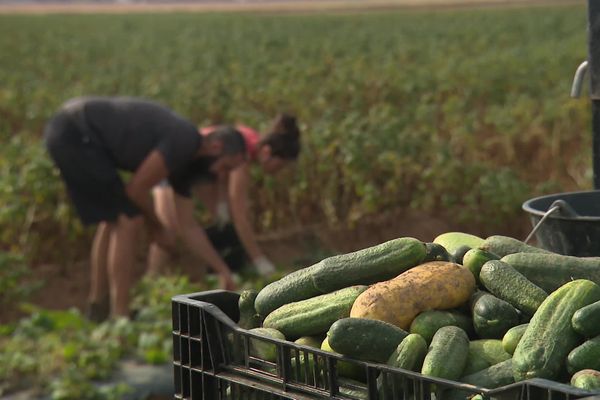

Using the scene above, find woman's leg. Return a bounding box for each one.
[147,185,179,276]
[108,214,144,318]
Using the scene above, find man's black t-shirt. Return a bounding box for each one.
[62,96,213,196]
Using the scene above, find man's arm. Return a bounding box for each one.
[174,193,236,290]
[125,150,174,250]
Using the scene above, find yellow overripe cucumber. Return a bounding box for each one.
[350,261,476,330]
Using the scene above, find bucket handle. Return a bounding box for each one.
[524,204,561,244]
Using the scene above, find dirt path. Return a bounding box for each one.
[0,0,581,15]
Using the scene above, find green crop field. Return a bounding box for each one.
[0,4,591,262]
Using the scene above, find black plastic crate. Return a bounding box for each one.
[172,290,600,400]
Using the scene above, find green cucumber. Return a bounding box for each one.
[327,317,408,363]
[469,339,511,366]
[255,237,427,316]
[378,334,428,399]
[571,369,600,391]
[501,252,600,293]
[409,310,473,344]
[502,323,528,355]
[339,378,369,400]
[290,352,321,385]
[463,348,491,376]
[573,300,600,338]
[321,337,366,382]
[452,245,472,264]
[263,285,367,339]
[479,260,547,316]
[480,235,551,257]
[446,360,514,399]
[421,326,470,380]
[433,232,485,256]
[461,359,514,389]
[567,336,600,375]
[386,333,428,371]
[248,327,286,362]
[513,280,600,381]
[471,291,519,339]
[462,249,499,286]
[423,242,452,262]
[238,289,262,329]
[294,336,323,349]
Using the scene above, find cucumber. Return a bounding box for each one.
[290,352,321,385]
[571,369,600,391]
[513,280,600,381]
[480,235,551,257]
[327,317,408,363]
[463,348,491,376]
[409,310,473,344]
[378,334,427,399]
[452,245,472,264]
[573,300,600,338]
[501,252,600,293]
[461,359,514,389]
[421,326,470,381]
[321,337,366,382]
[238,289,262,329]
[462,248,499,286]
[248,327,286,362]
[294,336,323,349]
[479,260,547,316]
[502,323,528,355]
[338,378,369,400]
[423,242,452,262]
[567,336,600,375]
[471,291,519,339]
[255,237,427,316]
[433,232,485,256]
[263,285,367,339]
[386,333,428,371]
[469,339,511,366]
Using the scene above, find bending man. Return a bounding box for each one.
[44,96,245,321]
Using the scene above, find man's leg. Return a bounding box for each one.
[87,222,112,322]
[108,214,143,318]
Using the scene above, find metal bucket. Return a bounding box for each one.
[522,190,600,257]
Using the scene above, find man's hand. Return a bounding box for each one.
[253,256,276,276]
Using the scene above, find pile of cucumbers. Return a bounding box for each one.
[235,232,600,397]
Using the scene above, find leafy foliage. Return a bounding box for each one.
[0,275,200,398]
[0,252,40,306]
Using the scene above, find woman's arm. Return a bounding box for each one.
[174,193,236,290]
[228,164,274,274]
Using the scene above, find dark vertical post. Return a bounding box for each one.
[588,0,600,188]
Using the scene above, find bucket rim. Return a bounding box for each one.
[522,190,600,222]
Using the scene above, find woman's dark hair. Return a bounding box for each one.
[260,113,301,159]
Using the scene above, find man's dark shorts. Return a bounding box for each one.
[44,111,140,225]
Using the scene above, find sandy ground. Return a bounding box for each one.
[0,0,582,14]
